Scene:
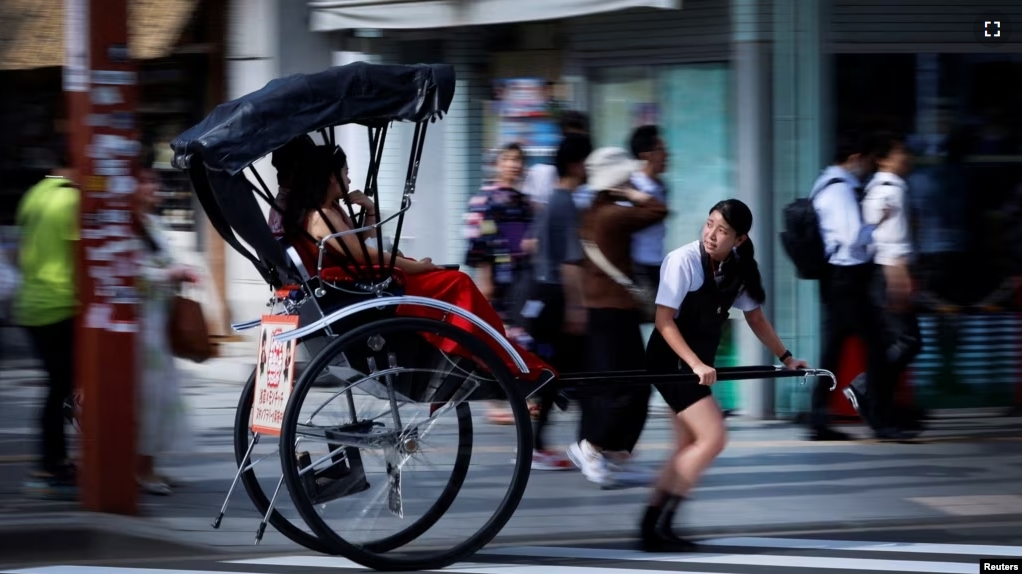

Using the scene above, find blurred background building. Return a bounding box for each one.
[1,0,1019,419]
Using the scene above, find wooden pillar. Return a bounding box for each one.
[203,0,232,340]
[65,0,138,514]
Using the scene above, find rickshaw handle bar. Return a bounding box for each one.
[555,367,837,390]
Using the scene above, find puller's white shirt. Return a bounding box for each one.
[657,241,761,319]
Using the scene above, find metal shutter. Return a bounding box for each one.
[442,30,487,268]
[831,0,1022,53]
[565,0,732,66]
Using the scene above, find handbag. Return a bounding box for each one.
[581,239,658,323]
[168,292,214,363]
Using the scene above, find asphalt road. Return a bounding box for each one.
[2,518,1021,574]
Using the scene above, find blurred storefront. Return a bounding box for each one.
[292,0,1022,418]
[215,0,1021,417]
[0,0,232,334]
[827,3,1022,414]
[0,0,214,225]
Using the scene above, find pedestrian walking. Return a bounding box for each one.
[133,160,198,495]
[567,147,668,487]
[642,199,808,551]
[848,132,923,438]
[626,125,669,296]
[807,131,893,441]
[522,111,591,211]
[521,132,592,470]
[464,143,534,424]
[14,161,80,500]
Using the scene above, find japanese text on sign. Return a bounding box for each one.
[251,315,300,436]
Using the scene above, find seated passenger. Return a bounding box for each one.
[281,144,554,383]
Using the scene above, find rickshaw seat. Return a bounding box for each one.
[320,265,407,287]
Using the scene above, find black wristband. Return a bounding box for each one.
[778,350,792,363]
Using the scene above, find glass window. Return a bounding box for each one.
[589,67,656,149]
[658,63,733,249]
[588,63,734,249]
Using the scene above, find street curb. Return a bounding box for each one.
[0,512,217,565]
[488,512,1022,547]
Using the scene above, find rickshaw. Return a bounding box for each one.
[169,61,837,572]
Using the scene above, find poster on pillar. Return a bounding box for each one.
[251,315,300,436]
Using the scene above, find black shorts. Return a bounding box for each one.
[655,379,712,414]
[646,328,713,413]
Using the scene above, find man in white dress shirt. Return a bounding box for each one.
[808,131,895,441]
[628,125,669,296]
[850,133,922,438]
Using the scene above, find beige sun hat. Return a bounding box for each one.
[584,147,646,192]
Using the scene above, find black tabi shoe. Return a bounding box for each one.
[639,496,699,553]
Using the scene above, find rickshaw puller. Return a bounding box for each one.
[642,199,808,552]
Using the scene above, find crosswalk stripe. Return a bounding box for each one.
[227,555,732,574]
[425,565,729,574]
[2,567,266,574]
[699,536,1022,557]
[225,556,363,569]
[479,546,976,573]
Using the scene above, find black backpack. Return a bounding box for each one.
[780,177,842,280]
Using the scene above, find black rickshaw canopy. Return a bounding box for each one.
[168,61,456,290]
[170,61,455,175]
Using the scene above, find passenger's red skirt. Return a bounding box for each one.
[396,269,553,382]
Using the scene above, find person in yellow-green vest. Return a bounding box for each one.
[14,163,80,500]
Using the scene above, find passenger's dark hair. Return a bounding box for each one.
[273,135,317,186]
[832,129,871,165]
[560,111,589,136]
[709,198,765,304]
[281,144,347,240]
[629,125,660,158]
[555,133,593,178]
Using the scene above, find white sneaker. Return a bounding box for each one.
[566,440,610,484]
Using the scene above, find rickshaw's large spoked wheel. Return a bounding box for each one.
[234,368,331,554]
[235,358,454,555]
[279,317,534,571]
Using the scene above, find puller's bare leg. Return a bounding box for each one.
[642,396,726,552]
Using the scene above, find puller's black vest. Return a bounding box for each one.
[646,248,744,374]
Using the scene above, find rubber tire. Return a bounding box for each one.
[280,317,534,572]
